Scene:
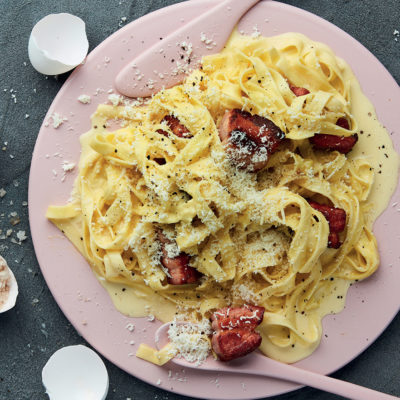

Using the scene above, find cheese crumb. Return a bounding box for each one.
[119,16,127,27]
[251,25,261,38]
[77,94,91,104]
[52,113,67,128]
[125,322,135,332]
[62,161,76,172]
[0,189,6,198]
[49,112,68,128]
[16,231,27,242]
[108,94,123,106]
[200,32,216,49]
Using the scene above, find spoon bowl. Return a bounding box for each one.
[115,0,262,97]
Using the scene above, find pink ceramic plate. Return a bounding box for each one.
[28,1,400,399]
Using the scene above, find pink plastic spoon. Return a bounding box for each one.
[155,322,398,400]
[115,0,261,98]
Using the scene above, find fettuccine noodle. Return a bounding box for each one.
[47,31,397,363]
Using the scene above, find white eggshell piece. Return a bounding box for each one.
[28,13,89,75]
[42,345,109,400]
[0,255,18,313]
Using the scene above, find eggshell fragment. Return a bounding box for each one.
[0,255,18,313]
[28,13,89,75]
[42,345,109,400]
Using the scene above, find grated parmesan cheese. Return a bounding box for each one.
[49,112,68,128]
[164,242,180,259]
[16,231,27,242]
[168,320,211,365]
[251,24,261,38]
[77,94,91,104]
[125,322,135,332]
[108,94,123,106]
[62,161,76,172]
[200,32,217,49]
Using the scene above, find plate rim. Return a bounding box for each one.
[28,1,400,399]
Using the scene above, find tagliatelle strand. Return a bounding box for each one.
[46,31,379,364]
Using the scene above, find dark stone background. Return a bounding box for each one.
[0,1,399,399]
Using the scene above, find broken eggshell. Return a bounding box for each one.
[42,345,109,400]
[28,13,89,75]
[0,255,18,313]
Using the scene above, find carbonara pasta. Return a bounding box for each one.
[47,31,397,363]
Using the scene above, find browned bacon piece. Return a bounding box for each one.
[211,329,262,362]
[327,231,341,249]
[310,118,358,154]
[336,117,350,130]
[211,305,265,331]
[218,109,285,171]
[157,231,199,285]
[290,85,310,97]
[308,201,347,249]
[211,305,265,362]
[157,115,192,138]
[310,133,358,154]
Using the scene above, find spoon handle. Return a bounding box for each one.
[115,0,262,97]
[156,322,397,399]
[243,358,398,400]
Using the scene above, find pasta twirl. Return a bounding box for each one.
[47,31,397,363]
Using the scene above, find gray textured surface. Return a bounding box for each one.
[0,1,399,399]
